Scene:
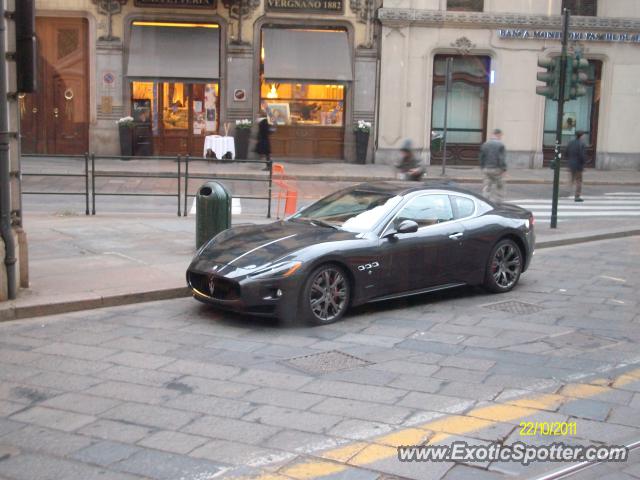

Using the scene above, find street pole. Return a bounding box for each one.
[551,9,570,229]
[441,57,452,176]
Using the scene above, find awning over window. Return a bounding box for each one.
[263,28,353,82]
[127,23,220,80]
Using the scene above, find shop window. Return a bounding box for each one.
[447,0,483,12]
[131,82,219,134]
[431,55,490,144]
[543,60,601,147]
[260,83,344,127]
[562,0,597,16]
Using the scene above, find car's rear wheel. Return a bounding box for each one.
[484,239,523,293]
[300,264,350,325]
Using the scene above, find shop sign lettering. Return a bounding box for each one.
[266,0,343,14]
[498,28,640,43]
[134,0,216,8]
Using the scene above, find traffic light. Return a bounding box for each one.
[565,54,589,100]
[536,57,560,100]
[15,0,37,93]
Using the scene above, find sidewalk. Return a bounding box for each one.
[21,155,640,185]
[1,212,639,321]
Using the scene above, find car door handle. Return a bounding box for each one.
[448,232,464,240]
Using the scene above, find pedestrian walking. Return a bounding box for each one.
[479,128,507,204]
[566,130,586,202]
[256,102,272,172]
[396,139,425,181]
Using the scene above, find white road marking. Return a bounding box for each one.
[189,197,242,215]
[510,193,640,220]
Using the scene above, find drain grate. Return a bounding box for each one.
[283,350,372,375]
[483,300,545,315]
[545,333,617,350]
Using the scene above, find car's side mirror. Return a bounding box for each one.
[397,219,419,234]
[384,219,418,238]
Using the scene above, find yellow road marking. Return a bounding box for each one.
[560,383,610,398]
[280,460,347,479]
[376,427,433,447]
[508,393,566,411]
[467,403,539,423]
[319,442,368,463]
[230,367,640,479]
[349,444,397,466]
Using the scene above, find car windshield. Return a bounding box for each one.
[291,189,402,233]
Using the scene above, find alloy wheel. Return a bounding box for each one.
[309,268,348,322]
[492,243,522,289]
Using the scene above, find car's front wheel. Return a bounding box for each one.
[300,264,351,325]
[484,238,523,293]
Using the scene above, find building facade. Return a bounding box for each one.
[26,0,380,162]
[376,0,640,170]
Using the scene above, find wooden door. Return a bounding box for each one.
[20,17,89,155]
[155,82,216,156]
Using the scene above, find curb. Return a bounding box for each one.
[0,287,190,323]
[1,230,639,323]
[536,229,640,249]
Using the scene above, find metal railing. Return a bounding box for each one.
[20,153,273,218]
[91,154,182,216]
[183,155,272,218]
[21,153,90,215]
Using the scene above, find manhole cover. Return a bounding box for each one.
[545,333,617,350]
[283,350,372,375]
[483,300,545,315]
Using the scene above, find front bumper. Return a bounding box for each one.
[186,269,300,318]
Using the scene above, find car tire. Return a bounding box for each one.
[299,264,351,326]
[484,238,523,293]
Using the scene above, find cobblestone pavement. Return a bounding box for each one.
[1,237,639,480]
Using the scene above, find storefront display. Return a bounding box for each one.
[131,81,219,155]
[259,27,352,158]
[126,21,221,155]
[261,83,344,127]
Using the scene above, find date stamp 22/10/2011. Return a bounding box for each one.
[520,421,577,436]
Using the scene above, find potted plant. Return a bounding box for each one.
[116,116,134,157]
[234,119,252,160]
[354,120,372,164]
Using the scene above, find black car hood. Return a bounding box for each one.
[193,220,361,270]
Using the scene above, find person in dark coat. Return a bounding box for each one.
[566,130,586,202]
[255,105,272,171]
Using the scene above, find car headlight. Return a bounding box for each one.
[248,261,302,279]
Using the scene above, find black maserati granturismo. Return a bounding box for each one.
[187,182,535,325]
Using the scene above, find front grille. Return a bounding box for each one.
[188,272,240,300]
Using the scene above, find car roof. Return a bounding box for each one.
[349,180,480,198]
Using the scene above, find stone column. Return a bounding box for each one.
[354,47,378,163]
[225,43,254,151]
[91,39,125,155]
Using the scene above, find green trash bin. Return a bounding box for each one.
[196,181,232,249]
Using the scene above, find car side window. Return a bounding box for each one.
[450,195,475,219]
[395,194,454,228]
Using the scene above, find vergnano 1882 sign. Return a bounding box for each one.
[134,0,216,7]
[265,0,343,14]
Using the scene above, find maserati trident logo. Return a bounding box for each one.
[208,277,215,295]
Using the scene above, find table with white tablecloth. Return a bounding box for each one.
[203,135,236,159]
